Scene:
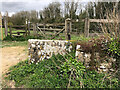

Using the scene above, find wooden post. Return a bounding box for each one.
[0,12,3,40]
[28,20,30,36]
[84,17,90,37]
[25,24,27,37]
[9,25,12,37]
[44,24,45,34]
[36,23,38,37]
[4,11,8,37]
[25,19,28,36]
[33,24,36,36]
[65,18,72,40]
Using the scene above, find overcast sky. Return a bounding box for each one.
[0,0,97,16]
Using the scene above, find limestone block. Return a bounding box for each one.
[75,44,115,73]
[28,39,72,64]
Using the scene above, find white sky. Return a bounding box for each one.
[0,0,91,16]
[1,0,119,16]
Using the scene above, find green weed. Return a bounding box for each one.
[5,51,119,88]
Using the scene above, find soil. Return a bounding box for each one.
[0,46,28,88]
[1,46,28,74]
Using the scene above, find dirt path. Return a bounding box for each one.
[0,46,28,88]
[1,46,28,74]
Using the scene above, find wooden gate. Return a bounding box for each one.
[31,18,72,40]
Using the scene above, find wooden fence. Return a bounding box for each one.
[1,11,120,40]
[84,16,120,37]
[3,17,72,40]
[25,18,72,40]
[8,25,27,37]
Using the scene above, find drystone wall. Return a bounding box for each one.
[28,39,72,64]
[28,39,115,73]
[75,44,116,73]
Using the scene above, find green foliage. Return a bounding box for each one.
[108,38,120,57]
[3,35,43,41]
[5,50,119,88]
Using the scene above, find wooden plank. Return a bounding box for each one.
[17,31,26,33]
[37,26,47,39]
[10,25,26,28]
[51,27,65,39]
[38,28,62,31]
[72,20,84,22]
[74,19,120,23]
[12,35,22,37]
[11,29,26,31]
[9,32,26,34]
[38,23,65,27]
[89,19,119,23]
[42,33,54,36]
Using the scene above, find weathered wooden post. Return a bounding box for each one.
[33,23,37,36]
[36,23,38,37]
[9,25,12,37]
[84,17,90,37]
[25,19,28,36]
[28,20,30,36]
[65,18,72,40]
[0,12,3,40]
[4,11,8,37]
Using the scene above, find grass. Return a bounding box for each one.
[1,41,28,48]
[4,51,119,88]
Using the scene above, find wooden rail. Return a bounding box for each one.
[51,27,65,39]
[8,25,27,37]
[9,25,26,28]
[38,23,65,26]
[38,28,62,31]
[89,19,120,23]
[84,18,120,37]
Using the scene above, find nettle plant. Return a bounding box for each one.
[108,38,120,57]
[60,57,86,88]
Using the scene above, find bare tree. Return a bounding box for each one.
[64,0,81,19]
[40,2,61,23]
